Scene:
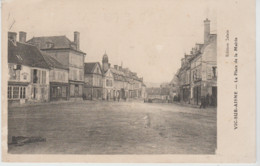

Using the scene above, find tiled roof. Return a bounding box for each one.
[8,40,49,69]
[84,62,96,74]
[41,52,68,70]
[110,68,127,81]
[84,62,102,74]
[27,35,85,54]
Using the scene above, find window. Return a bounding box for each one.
[13,87,19,98]
[42,71,46,84]
[33,87,37,99]
[20,87,26,98]
[106,79,112,87]
[33,69,38,83]
[8,86,26,99]
[62,86,67,98]
[79,71,83,81]
[8,87,12,98]
[212,67,217,78]
[75,85,79,97]
[38,70,42,84]
[70,84,75,97]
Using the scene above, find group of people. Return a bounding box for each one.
[200,93,217,108]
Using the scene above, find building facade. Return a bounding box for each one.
[174,18,217,106]
[83,62,103,100]
[42,53,69,101]
[8,32,50,105]
[27,31,86,100]
[101,53,146,101]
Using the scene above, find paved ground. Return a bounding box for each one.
[8,100,216,154]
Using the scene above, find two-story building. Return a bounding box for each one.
[83,62,103,100]
[27,31,86,100]
[42,53,69,101]
[8,32,50,104]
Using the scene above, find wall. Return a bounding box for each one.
[44,50,70,67]
[69,51,84,82]
[27,67,50,102]
[69,66,84,82]
[49,68,69,83]
[8,63,31,83]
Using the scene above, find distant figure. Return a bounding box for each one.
[113,95,116,101]
[117,95,120,102]
[200,96,206,109]
[206,93,210,107]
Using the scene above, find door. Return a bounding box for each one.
[212,86,217,106]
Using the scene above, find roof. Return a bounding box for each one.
[41,52,68,70]
[160,87,170,95]
[110,68,126,81]
[146,88,161,96]
[27,35,86,54]
[8,40,49,69]
[84,62,102,74]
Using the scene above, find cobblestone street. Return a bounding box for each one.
[8,101,216,154]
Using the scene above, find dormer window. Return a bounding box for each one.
[46,42,54,48]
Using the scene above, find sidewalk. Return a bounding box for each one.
[172,101,216,109]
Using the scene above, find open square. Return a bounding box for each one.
[8,101,216,154]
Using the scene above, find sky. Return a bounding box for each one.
[4,0,217,84]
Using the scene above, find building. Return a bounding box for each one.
[27,31,86,100]
[42,53,69,101]
[8,32,50,104]
[83,62,103,100]
[190,24,217,106]
[174,18,217,106]
[102,68,114,100]
[101,52,146,100]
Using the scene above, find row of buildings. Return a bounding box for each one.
[172,18,217,106]
[7,31,146,105]
[84,54,146,101]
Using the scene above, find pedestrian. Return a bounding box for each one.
[206,93,210,107]
[117,95,120,102]
[200,96,206,109]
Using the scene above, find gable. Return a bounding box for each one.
[105,69,114,78]
[93,63,102,74]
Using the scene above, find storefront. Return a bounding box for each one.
[50,82,69,101]
[181,85,190,103]
[8,82,29,105]
[69,81,84,99]
[83,86,102,100]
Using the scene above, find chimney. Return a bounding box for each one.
[114,65,118,70]
[19,31,27,43]
[8,32,17,44]
[74,31,80,50]
[119,66,122,70]
[204,18,210,43]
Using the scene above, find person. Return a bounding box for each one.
[117,94,120,102]
[206,93,210,107]
[200,96,206,109]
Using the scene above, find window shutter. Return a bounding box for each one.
[31,69,33,83]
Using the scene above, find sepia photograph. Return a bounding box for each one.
[1,0,256,163]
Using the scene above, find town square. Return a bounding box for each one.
[8,100,216,154]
